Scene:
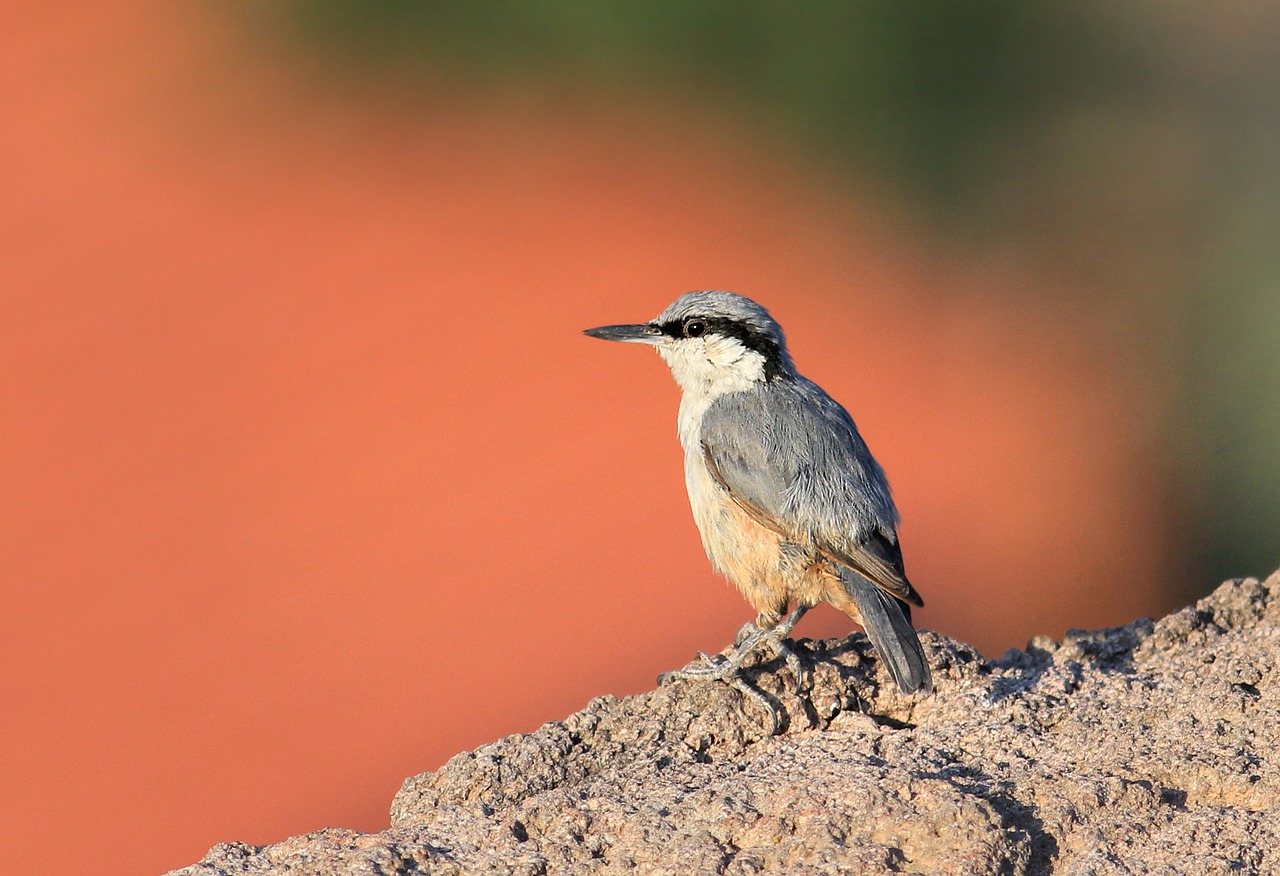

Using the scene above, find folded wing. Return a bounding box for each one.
[699,380,923,608]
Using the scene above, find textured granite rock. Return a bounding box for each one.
[170,571,1280,875]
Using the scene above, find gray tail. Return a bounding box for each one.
[843,572,934,695]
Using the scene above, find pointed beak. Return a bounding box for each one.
[582,323,663,344]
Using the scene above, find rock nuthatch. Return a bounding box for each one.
[584,291,932,722]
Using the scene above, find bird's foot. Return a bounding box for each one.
[657,652,729,685]
[658,628,784,731]
[750,605,810,689]
[771,634,807,691]
[658,621,773,683]
[730,621,808,689]
[657,608,811,733]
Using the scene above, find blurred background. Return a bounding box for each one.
[3,2,1278,873]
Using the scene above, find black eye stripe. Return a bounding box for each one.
[654,316,751,339]
[651,316,788,381]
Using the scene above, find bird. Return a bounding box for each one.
[583,291,932,724]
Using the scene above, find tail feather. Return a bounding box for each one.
[842,571,933,695]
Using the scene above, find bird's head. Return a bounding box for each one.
[583,291,794,397]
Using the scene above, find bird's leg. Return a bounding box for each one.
[657,606,811,734]
[657,639,783,733]
[765,604,810,689]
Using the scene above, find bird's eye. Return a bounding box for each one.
[684,319,707,338]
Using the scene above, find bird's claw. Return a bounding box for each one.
[659,657,784,733]
[770,634,808,690]
[656,617,809,733]
[657,651,731,686]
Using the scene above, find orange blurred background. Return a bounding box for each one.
[3,4,1277,875]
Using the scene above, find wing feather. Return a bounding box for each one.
[699,380,923,607]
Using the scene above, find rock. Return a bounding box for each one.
[170,571,1280,875]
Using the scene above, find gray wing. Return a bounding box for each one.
[700,379,923,607]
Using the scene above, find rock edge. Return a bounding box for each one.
[170,571,1280,875]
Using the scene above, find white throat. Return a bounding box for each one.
[658,336,765,395]
[659,336,767,451]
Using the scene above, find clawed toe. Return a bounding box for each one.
[657,652,728,686]
[729,674,783,734]
[775,638,808,690]
[656,619,811,733]
[659,661,783,732]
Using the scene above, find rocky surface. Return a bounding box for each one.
[171,571,1280,875]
